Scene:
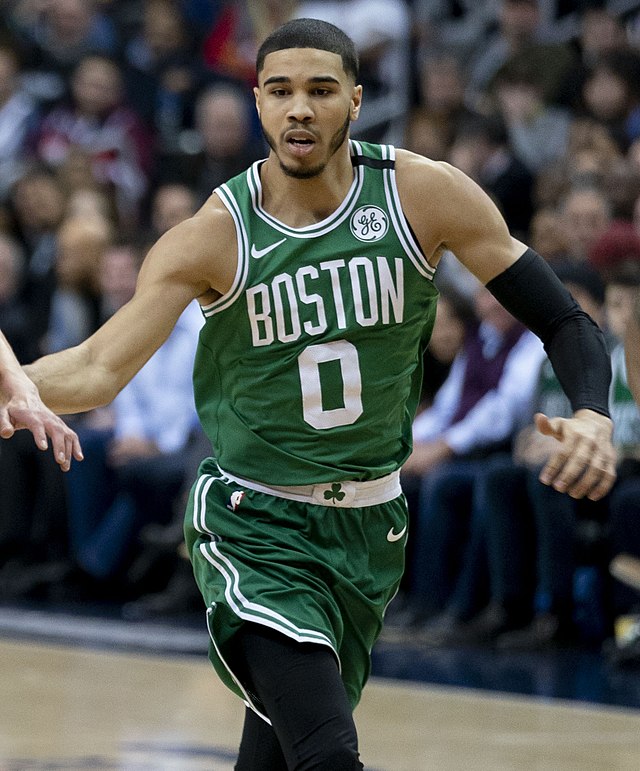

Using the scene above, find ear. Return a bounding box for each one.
[350,85,362,121]
[253,86,260,118]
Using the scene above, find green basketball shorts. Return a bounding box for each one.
[183,458,408,719]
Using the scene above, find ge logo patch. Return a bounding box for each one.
[350,205,389,242]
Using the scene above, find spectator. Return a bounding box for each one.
[0,233,70,600]
[98,242,141,323]
[556,7,628,112]
[419,287,475,410]
[123,0,208,148]
[149,182,198,238]
[120,423,212,621]
[9,166,67,349]
[0,231,37,364]
[45,214,113,353]
[556,184,612,265]
[412,53,480,158]
[7,0,119,102]
[564,118,623,186]
[439,263,604,648]
[601,157,640,221]
[398,285,545,632]
[449,113,534,238]
[199,0,298,89]
[32,53,153,229]
[588,220,640,280]
[62,299,203,592]
[502,264,640,650]
[466,0,576,110]
[492,58,571,173]
[403,108,449,163]
[0,42,39,201]
[165,83,262,202]
[580,49,640,152]
[606,274,640,652]
[528,207,566,262]
[413,0,500,63]
[65,183,118,227]
[385,287,475,610]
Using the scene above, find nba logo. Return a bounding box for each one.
[227,491,246,511]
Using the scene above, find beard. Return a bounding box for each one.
[262,112,351,179]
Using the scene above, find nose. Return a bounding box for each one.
[286,92,314,122]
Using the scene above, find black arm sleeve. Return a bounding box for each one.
[486,248,611,418]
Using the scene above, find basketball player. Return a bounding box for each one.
[25,19,616,769]
[0,330,82,470]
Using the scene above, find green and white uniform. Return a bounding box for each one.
[184,141,438,718]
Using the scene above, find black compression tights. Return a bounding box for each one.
[233,624,364,771]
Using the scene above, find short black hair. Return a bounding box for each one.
[256,18,359,81]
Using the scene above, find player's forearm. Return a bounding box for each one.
[487,249,611,417]
[24,344,122,415]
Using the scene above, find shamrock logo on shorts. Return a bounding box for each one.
[325,483,346,503]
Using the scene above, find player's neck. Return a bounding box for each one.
[260,146,355,228]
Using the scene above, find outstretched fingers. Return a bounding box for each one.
[10,405,83,470]
[40,413,83,471]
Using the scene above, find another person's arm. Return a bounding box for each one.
[0,330,82,470]
[397,151,616,500]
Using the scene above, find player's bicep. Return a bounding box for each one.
[437,165,525,284]
[87,224,211,386]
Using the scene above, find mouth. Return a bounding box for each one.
[284,130,317,157]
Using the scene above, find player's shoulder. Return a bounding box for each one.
[156,193,235,258]
[142,192,237,294]
[393,148,483,247]
[394,148,470,198]
[184,191,236,239]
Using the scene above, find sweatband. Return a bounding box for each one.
[486,248,611,417]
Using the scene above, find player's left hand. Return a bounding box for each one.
[535,409,616,500]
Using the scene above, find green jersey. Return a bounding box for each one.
[193,141,438,484]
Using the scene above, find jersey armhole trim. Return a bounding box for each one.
[200,185,249,317]
[381,145,435,281]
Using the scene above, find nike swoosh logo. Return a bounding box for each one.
[250,238,287,259]
[387,525,407,543]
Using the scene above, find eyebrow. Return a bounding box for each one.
[263,75,342,86]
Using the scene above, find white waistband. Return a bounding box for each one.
[218,467,402,508]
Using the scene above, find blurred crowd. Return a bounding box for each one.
[1,0,640,662]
